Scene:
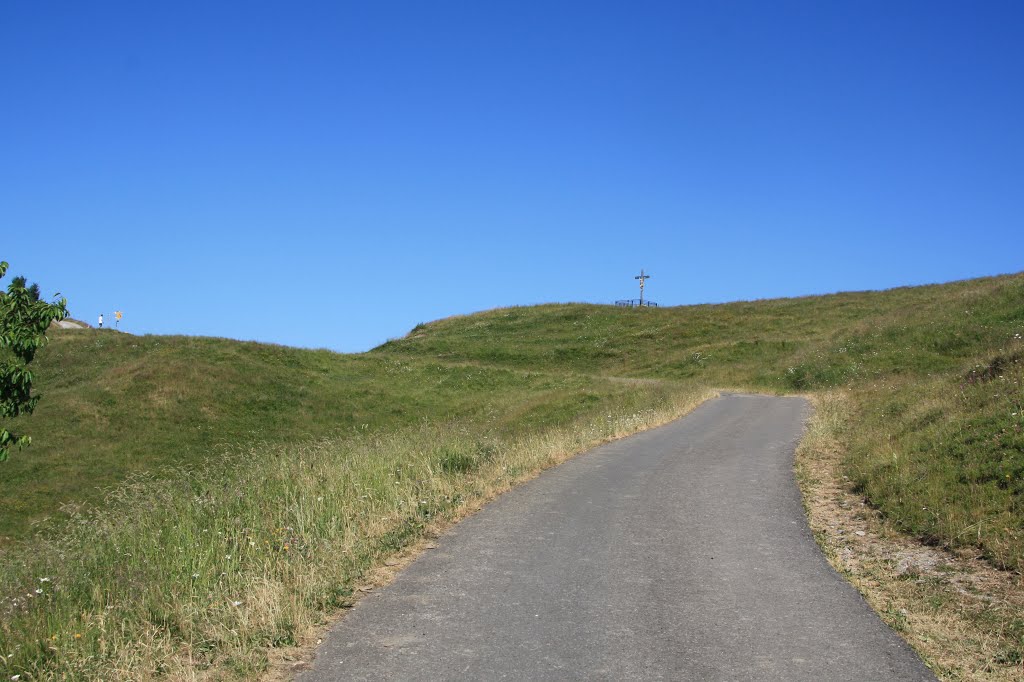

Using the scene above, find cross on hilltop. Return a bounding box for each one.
[615,270,658,308]
[635,269,651,306]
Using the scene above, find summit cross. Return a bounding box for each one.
[634,269,651,306]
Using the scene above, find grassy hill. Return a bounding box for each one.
[1,271,1022,680]
[376,274,1021,388]
[378,273,1024,569]
[1,331,673,541]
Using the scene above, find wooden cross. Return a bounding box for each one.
[634,269,651,306]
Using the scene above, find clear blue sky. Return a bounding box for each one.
[2,1,1022,352]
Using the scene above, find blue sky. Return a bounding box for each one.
[2,1,1022,352]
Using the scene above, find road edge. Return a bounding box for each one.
[260,388,720,681]
[795,391,1024,681]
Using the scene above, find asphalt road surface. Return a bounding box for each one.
[299,394,935,681]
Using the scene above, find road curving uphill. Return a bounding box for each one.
[299,394,935,681]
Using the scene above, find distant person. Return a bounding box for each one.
[98,314,103,328]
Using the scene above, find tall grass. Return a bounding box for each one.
[381,273,1024,572]
[0,383,710,679]
[0,332,664,542]
[795,391,1024,680]
[845,340,1024,570]
[4,270,1023,679]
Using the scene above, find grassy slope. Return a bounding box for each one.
[376,275,1021,387]
[1,333,699,679]
[6,272,1022,556]
[1,331,660,540]
[378,273,1024,569]
[1,272,1021,679]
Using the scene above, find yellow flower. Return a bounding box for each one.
[283,544,290,551]
[74,633,82,639]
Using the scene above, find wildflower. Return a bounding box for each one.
[34,589,42,595]
[39,577,50,583]
[232,600,242,607]
[192,573,200,579]
[74,633,82,639]
[283,544,290,551]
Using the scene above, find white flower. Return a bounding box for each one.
[39,577,51,583]
[34,589,42,594]
[232,601,243,607]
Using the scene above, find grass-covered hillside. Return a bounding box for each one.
[378,274,1021,390]
[379,273,1024,570]
[1,271,1021,680]
[1,325,700,679]
[1,332,670,541]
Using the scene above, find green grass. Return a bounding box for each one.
[0,332,654,540]
[378,274,1023,388]
[1,375,704,678]
[1,271,1022,679]
[378,273,1024,569]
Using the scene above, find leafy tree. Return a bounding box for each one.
[0,261,68,461]
[9,275,41,302]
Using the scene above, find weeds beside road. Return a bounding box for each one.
[798,392,1024,681]
[1,271,1022,679]
[382,273,1024,575]
[0,377,709,678]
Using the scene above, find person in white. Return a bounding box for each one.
[98,314,103,328]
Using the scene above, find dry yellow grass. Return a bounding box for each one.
[6,271,1024,680]
[797,392,1024,681]
[1,380,712,680]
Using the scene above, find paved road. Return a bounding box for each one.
[299,394,935,681]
